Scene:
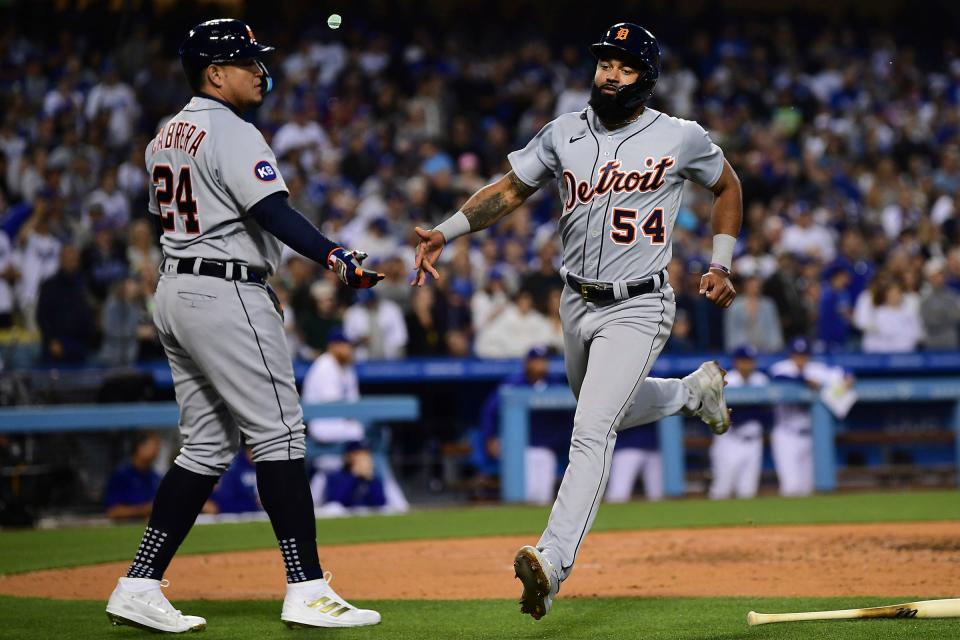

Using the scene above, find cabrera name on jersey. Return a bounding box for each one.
[508,107,724,283]
[145,96,288,274]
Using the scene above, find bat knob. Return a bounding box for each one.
[746,611,758,626]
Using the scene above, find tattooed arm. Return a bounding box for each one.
[461,171,538,231]
[412,171,539,285]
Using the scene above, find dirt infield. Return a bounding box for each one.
[2,521,958,601]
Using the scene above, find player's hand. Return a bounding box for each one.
[412,226,445,286]
[327,248,384,289]
[699,268,736,308]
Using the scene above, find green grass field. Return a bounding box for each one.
[0,490,958,639]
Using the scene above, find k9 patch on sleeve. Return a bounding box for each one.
[254,160,278,181]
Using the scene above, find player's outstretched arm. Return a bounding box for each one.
[412,171,537,286]
[699,160,742,309]
[249,193,384,289]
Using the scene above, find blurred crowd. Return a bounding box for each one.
[2,16,960,369]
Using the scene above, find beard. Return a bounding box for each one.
[588,83,636,123]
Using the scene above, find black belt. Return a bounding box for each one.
[565,269,667,304]
[164,258,266,285]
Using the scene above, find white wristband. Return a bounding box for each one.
[434,211,471,243]
[711,234,737,270]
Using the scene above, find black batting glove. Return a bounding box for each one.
[327,247,385,289]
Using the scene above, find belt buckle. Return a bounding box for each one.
[579,282,607,301]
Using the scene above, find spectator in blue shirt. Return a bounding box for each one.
[323,441,387,510]
[478,346,574,504]
[207,449,260,514]
[817,264,853,351]
[104,431,162,521]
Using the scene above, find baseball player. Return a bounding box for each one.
[105,20,383,632]
[769,337,852,496]
[604,422,663,502]
[708,345,769,500]
[414,23,742,619]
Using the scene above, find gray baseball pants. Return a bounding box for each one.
[537,284,690,580]
[153,272,305,476]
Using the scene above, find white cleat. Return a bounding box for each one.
[281,575,381,628]
[106,577,206,633]
[514,545,559,620]
[682,360,731,435]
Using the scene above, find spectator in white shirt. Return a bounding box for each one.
[272,103,332,162]
[471,268,510,332]
[860,281,924,353]
[780,207,836,262]
[83,168,130,228]
[301,330,408,512]
[302,329,365,445]
[84,65,139,149]
[475,289,554,358]
[0,230,17,327]
[14,201,61,330]
[343,287,407,360]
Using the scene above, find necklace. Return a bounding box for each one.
[600,109,645,131]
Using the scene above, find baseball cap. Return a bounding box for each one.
[789,337,811,354]
[343,440,369,454]
[822,262,847,281]
[327,328,349,344]
[732,344,757,360]
[526,346,549,360]
[450,277,474,299]
[422,153,454,176]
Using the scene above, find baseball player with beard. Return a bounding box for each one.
[414,23,742,619]
[105,20,383,632]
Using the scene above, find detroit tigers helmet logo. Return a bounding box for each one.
[615,27,630,40]
[254,160,277,181]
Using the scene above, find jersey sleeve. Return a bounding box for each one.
[678,120,725,188]
[216,124,288,212]
[507,119,560,188]
[144,144,159,216]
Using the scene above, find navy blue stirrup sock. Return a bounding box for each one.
[255,459,324,583]
[126,464,219,580]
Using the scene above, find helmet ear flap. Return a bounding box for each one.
[255,60,274,95]
[613,65,658,111]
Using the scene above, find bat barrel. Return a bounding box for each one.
[747,599,960,626]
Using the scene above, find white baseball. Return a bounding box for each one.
[327,14,342,29]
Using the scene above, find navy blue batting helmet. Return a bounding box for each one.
[590,23,660,109]
[180,19,276,94]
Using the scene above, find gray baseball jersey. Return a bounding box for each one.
[508,106,723,282]
[146,96,288,275]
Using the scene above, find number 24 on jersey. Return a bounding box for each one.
[153,165,201,235]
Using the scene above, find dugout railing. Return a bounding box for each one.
[0,397,419,510]
[497,380,960,503]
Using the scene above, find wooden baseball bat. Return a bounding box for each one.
[747,598,960,626]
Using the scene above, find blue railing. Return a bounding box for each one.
[12,351,960,389]
[0,396,420,433]
[498,379,960,503]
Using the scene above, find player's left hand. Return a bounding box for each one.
[327,248,384,289]
[699,268,736,308]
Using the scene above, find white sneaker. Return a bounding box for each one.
[682,361,731,435]
[106,577,206,633]
[281,575,381,628]
[514,545,560,620]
